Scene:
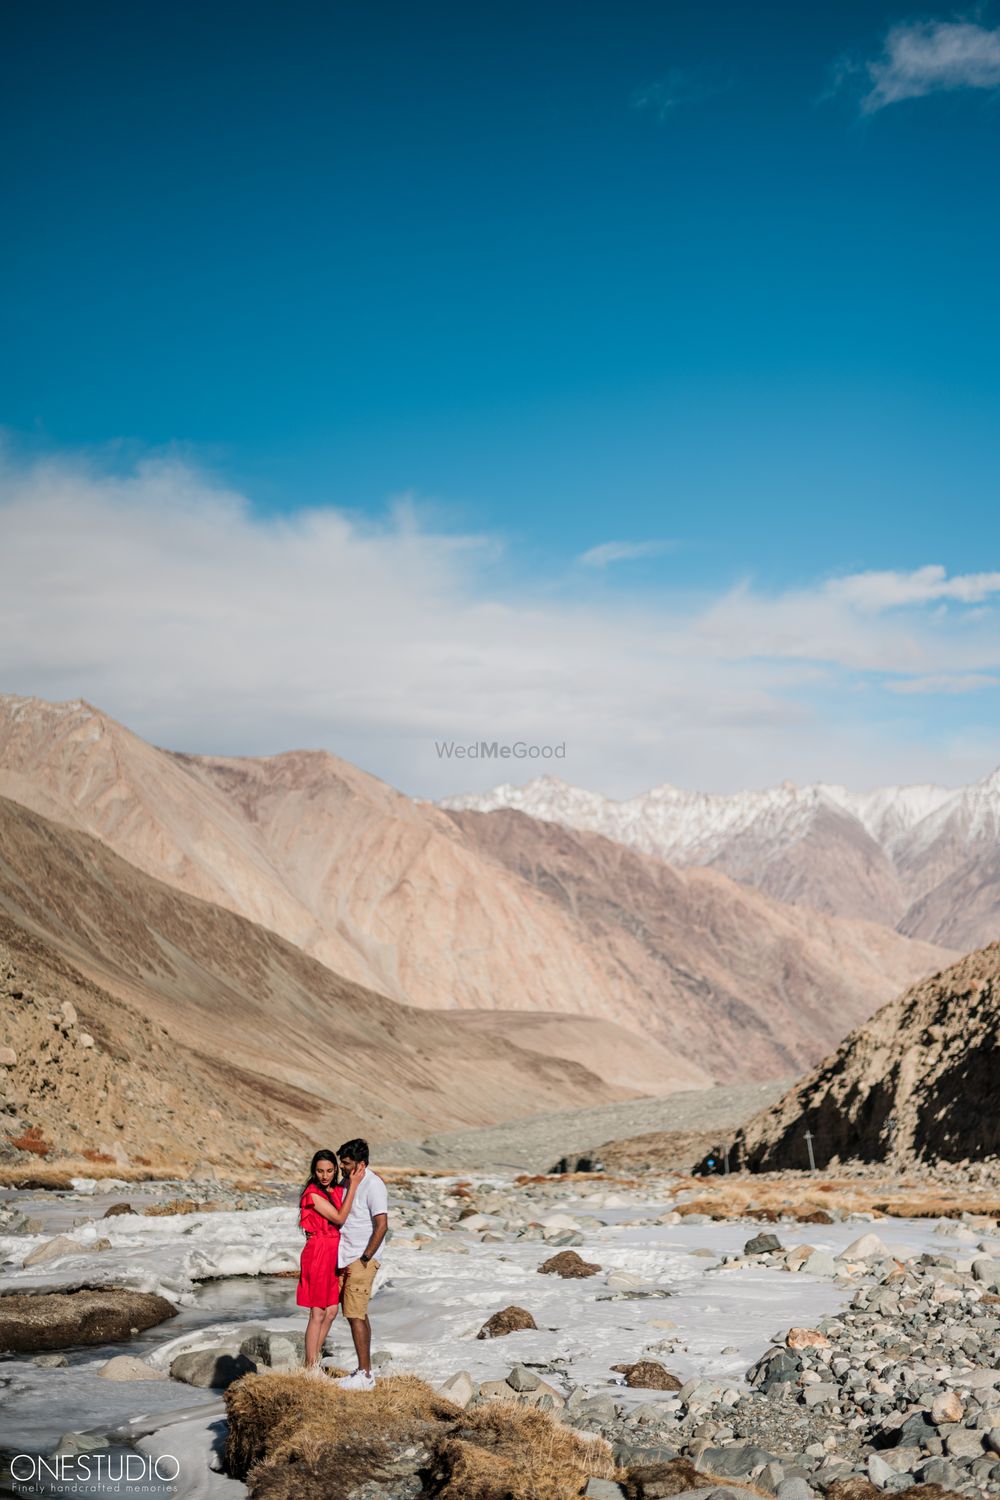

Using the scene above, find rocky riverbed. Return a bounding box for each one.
[0,1168,998,1498]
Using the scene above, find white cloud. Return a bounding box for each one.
[826,564,1000,611]
[860,20,1000,112]
[2,452,1000,797]
[884,672,998,695]
[577,539,673,568]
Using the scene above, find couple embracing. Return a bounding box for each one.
[296,1138,389,1389]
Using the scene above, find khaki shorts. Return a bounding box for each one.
[339,1257,380,1319]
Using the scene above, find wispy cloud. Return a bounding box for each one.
[826,564,1000,611]
[577,539,674,568]
[631,67,731,123]
[2,452,1000,795]
[855,20,1000,113]
[884,672,998,695]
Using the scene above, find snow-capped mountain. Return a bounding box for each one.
[439,771,1000,943]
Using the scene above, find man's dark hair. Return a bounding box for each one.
[338,1138,370,1164]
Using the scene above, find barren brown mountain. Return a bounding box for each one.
[726,944,1000,1170]
[444,807,953,1081]
[0,795,669,1168]
[0,696,951,1084]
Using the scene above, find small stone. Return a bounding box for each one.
[32,1353,68,1368]
[787,1328,830,1349]
[867,1453,894,1486]
[78,1033,95,1049]
[775,1480,816,1500]
[931,1390,963,1425]
[506,1363,540,1392]
[477,1305,536,1339]
[0,1046,16,1067]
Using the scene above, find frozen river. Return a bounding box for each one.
[0,1178,950,1498]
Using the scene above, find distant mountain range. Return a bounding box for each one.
[0,696,953,1099]
[440,771,1000,948]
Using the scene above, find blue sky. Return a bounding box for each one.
[2,1,1000,795]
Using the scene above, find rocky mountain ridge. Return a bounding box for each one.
[440,769,1000,943]
[726,942,1000,1170]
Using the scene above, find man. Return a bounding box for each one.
[334,1137,389,1390]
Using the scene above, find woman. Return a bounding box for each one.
[297,1148,365,1370]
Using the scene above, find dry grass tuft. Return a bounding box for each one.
[225,1370,460,1482]
[430,1400,617,1500]
[225,1371,618,1500]
[0,1158,175,1188]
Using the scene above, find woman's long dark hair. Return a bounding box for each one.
[301,1148,339,1209]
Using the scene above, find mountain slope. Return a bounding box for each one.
[0,795,655,1168]
[727,944,1000,1169]
[443,808,953,1082]
[440,771,1000,946]
[0,696,951,1085]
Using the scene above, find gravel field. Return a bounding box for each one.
[378,1079,790,1172]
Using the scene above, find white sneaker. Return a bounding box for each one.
[336,1369,375,1391]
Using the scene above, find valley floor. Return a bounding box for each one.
[0,1157,998,1499]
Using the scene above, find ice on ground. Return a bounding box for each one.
[137,1410,247,1500]
[0,1206,301,1303]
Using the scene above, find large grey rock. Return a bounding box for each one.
[22,1235,85,1267]
[0,1289,177,1352]
[701,1444,777,1477]
[745,1233,783,1256]
[238,1330,303,1370]
[944,1427,984,1458]
[170,1348,255,1389]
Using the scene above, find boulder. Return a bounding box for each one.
[437,1370,476,1407]
[506,1364,540,1392]
[170,1348,256,1388]
[839,1234,889,1261]
[476,1305,537,1339]
[744,1233,783,1256]
[31,1353,68,1368]
[22,1234,85,1267]
[801,1250,838,1278]
[98,1354,167,1381]
[538,1249,602,1278]
[238,1330,303,1370]
[0,1289,177,1352]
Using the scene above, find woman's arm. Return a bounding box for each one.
[306,1164,365,1226]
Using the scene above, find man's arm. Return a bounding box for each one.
[361,1213,388,1263]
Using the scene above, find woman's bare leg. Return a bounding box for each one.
[304,1305,326,1366]
[318,1304,338,1360]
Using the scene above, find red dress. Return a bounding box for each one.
[296,1184,345,1308]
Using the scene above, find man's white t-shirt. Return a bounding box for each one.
[338,1171,389,1266]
